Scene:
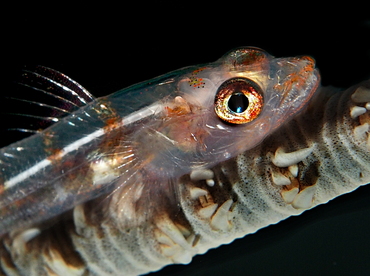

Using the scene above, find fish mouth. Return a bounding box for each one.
[251,54,321,139]
[293,55,320,94]
[294,55,318,80]
[272,54,320,97]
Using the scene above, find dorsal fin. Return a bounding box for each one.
[19,65,94,108]
[1,66,95,146]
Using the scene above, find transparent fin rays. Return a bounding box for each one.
[1,66,95,146]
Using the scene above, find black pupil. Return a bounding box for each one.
[228,93,249,113]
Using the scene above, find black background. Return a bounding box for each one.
[3,3,370,276]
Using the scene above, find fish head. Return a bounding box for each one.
[172,47,320,167]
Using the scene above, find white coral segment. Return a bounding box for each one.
[156,221,192,252]
[190,169,215,186]
[350,106,367,119]
[206,179,215,187]
[46,249,85,276]
[288,164,299,177]
[281,187,299,204]
[271,171,291,186]
[210,199,233,231]
[190,169,214,181]
[271,146,314,168]
[189,187,208,199]
[198,204,218,219]
[155,218,195,264]
[156,237,192,264]
[353,123,369,141]
[292,186,316,209]
[351,86,370,103]
[13,228,40,243]
[73,205,88,236]
[11,228,41,256]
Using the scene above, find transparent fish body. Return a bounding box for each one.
[0,48,368,276]
[0,48,319,235]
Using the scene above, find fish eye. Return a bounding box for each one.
[214,78,263,124]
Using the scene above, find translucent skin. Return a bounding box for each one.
[104,48,319,179]
[0,49,319,255]
[0,48,319,236]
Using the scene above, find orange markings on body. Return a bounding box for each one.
[46,148,64,162]
[274,56,315,93]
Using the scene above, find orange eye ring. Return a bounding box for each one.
[214,78,263,124]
